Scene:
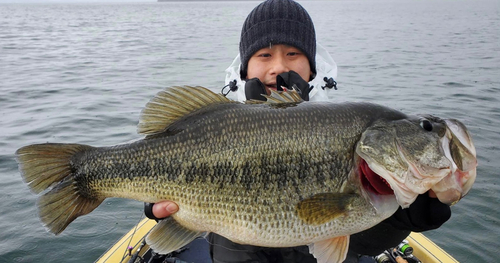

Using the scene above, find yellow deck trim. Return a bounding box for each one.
[95,218,156,263]
[407,232,459,263]
[96,219,459,263]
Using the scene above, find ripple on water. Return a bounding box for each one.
[10,198,31,209]
[18,241,39,254]
[62,213,120,239]
[442,82,474,88]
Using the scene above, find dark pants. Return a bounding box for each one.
[208,233,317,263]
[207,220,410,263]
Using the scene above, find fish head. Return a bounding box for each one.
[355,115,477,208]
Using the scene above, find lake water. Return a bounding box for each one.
[1,1,499,262]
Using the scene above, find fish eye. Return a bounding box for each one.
[420,119,433,131]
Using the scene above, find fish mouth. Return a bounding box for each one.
[430,119,477,205]
[359,158,394,195]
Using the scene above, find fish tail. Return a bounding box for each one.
[16,143,103,235]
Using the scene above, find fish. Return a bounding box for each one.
[16,86,477,263]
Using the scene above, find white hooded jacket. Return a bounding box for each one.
[223,43,338,102]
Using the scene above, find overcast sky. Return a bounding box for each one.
[0,0,269,2]
[1,0,157,3]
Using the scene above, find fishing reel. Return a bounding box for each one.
[374,240,421,263]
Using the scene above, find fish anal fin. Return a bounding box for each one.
[138,86,234,135]
[296,193,357,225]
[309,236,350,263]
[146,217,205,254]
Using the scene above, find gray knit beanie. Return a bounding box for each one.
[239,0,316,80]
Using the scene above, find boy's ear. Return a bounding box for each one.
[240,67,247,80]
[310,71,315,81]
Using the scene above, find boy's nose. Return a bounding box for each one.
[269,57,289,76]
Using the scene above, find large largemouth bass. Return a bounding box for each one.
[16,86,476,263]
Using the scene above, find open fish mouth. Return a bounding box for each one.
[359,158,393,196]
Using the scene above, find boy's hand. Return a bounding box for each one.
[276,70,312,101]
[144,201,179,220]
[244,78,267,101]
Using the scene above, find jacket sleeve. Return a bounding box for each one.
[385,193,452,232]
[347,193,451,256]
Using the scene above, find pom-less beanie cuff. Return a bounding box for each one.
[239,0,316,79]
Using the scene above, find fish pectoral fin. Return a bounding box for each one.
[308,236,350,263]
[296,193,357,225]
[146,217,205,254]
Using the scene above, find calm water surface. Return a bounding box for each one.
[1,1,499,262]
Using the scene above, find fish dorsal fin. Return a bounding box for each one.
[296,193,358,225]
[309,236,350,263]
[146,217,205,254]
[244,88,304,105]
[138,86,233,135]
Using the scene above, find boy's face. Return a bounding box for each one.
[246,44,312,95]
